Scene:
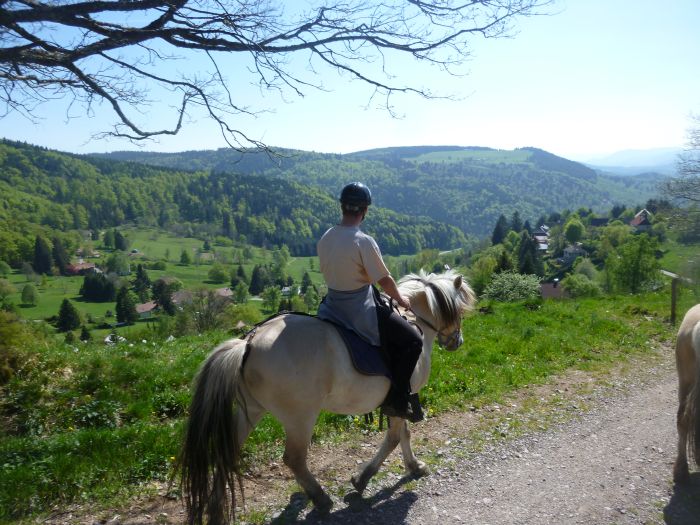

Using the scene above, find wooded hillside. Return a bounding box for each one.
[98,145,664,236]
[0,140,466,259]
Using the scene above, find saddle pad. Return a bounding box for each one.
[332,324,391,379]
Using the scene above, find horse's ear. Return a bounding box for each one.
[453,275,462,288]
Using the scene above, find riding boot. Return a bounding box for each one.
[381,385,424,422]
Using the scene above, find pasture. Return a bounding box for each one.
[3,227,326,329]
[0,283,694,522]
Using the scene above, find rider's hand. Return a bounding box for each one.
[397,295,411,310]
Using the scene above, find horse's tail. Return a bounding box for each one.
[179,338,248,525]
[687,321,700,467]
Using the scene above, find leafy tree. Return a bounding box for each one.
[0,260,10,277]
[208,263,228,284]
[33,235,53,275]
[482,271,541,302]
[604,234,659,294]
[249,264,271,295]
[663,115,700,241]
[491,214,509,245]
[261,286,282,313]
[152,277,183,315]
[0,279,16,311]
[57,299,81,332]
[564,216,585,244]
[51,236,70,275]
[304,286,321,313]
[115,286,139,325]
[106,251,131,275]
[0,0,546,145]
[469,254,497,297]
[233,281,249,304]
[20,283,38,306]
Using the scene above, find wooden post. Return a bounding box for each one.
[671,277,679,325]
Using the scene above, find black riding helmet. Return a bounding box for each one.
[339,182,372,208]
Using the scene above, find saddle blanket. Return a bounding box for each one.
[331,323,391,379]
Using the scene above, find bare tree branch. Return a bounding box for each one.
[0,0,551,148]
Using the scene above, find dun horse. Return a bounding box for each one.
[179,270,475,524]
[673,303,700,483]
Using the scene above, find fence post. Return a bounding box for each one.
[671,277,679,325]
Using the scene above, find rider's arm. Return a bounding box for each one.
[377,275,411,310]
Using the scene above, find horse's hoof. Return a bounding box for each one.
[407,460,429,477]
[313,493,333,513]
[673,462,690,484]
[351,473,367,495]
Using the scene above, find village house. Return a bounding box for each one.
[629,209,652,232]
[532,225,550,252]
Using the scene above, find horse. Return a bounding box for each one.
[179,270,475,524]
[673,303,700,483]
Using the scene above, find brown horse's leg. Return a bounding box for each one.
[674,397,690,483]
[351,416,403,494]
[282,414,333,512]
[399,419,429,476]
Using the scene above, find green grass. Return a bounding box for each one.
[1,283,694,522]
[409,149,532,165]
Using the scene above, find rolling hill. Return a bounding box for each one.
[95,145,666,236]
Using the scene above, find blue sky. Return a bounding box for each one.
[2,0,699,161]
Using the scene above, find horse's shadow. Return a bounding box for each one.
[664,472,700,524]
[269,474,420,524]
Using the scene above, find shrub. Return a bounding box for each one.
[481,271,541,302]
[561,273,601,298]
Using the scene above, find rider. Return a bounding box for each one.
[317,182,424,422]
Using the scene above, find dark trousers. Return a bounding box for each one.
[376,306,423,394]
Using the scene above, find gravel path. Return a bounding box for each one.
[275,350,700,525]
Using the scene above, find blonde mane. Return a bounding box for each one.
[398,269,475,328]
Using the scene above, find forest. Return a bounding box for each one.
[0,140,467,264]
[96,145,664,236]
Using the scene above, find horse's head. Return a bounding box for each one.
[398,270,475,351]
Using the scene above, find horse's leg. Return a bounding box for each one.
[399,418,429,476]
[673,394,690,483]
[351,416,403,494]
[281,413,333,512]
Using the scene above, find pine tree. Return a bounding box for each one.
[510,211,523,233]
[80,325,92,342]
[116,287,139,325]
[57,299,81,332]
[132,264,152,302]
[52,236,70,275]
[491,214,509,245]
[114,230,129,251]
[33,235,53,275]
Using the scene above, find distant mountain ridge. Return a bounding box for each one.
[94,145,666,237]
[583,147,681,176]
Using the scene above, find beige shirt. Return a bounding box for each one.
[317,225,390,291]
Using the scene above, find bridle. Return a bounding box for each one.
[395,304,462,350]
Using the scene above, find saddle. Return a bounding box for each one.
[242,311,391,379]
